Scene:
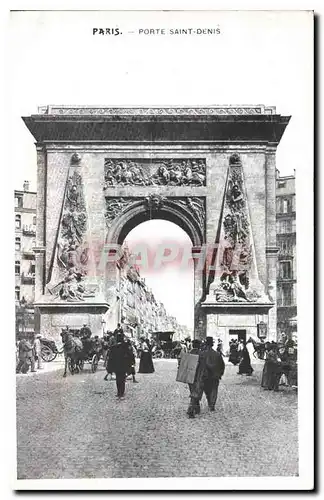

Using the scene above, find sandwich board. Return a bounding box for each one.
[176,352,199,384]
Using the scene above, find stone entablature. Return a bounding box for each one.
[37,105,277,116]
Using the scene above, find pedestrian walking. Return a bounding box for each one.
[104,333,117,381]
[34,334,43,370]
[107,333,133,399]
[186,339,202,416]
[261,343,282,391]
[187,336,225,418]
[229,339,240,365]
[138,338,155,374]
[237,341,254,375]
[125,339,139,383]
[16,335,36,374]
[216,338,223,355]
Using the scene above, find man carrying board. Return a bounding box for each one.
[187,337,225,418]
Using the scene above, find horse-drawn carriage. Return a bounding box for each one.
[76,336,104,374]
[40,337,63,362]
[151,332,186,359]
[61,330,107,377]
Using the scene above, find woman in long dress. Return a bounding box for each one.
[261,344,282,391]
[237,341,254,375]
[138,338,155,374]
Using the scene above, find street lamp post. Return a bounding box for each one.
[101,318,106,337]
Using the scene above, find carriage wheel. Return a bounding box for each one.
[91,354,99,373]
[41,346,56,362]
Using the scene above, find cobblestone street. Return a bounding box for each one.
[16,359,298,479]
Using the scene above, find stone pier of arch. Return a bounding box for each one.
[23,105,290,344]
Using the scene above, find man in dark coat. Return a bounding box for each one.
[188,336,225,417]
[107,334,133,398]
[186,339,202,417]
[16,335,36,374]
[80,324,92,339]
[80,324,92,357]
[113,323,124,337]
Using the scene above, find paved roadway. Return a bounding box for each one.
[16,358,298,479]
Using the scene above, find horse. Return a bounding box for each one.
[61,330,83,377]
[246,336,266,360]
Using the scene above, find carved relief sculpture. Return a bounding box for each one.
[104,195,205,231]
[105,198,138,227]
[144,194,166,213]
[176,197,205,228]
[208,154,270,304]
[103,158,206,188]
[47,155,96,301]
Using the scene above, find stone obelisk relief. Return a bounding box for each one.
[46,153,96,302]
[205,153,271,305]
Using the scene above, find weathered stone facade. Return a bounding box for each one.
[23,105,290,344]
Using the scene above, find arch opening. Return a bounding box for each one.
[116,219,195,341]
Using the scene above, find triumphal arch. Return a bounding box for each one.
[23,105,290,344]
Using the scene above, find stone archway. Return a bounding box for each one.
[103,194,205,337]
[24,105,290,342]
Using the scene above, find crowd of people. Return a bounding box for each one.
[227,335,297,390]
[260,338,297,391]
[16,322,297,412]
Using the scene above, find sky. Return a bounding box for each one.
[125,220,194,328]
[7,10,313,331]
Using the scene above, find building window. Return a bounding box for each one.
[15,195,23,208]
[33,216,36,225]
[282,285,292,306]
[279,239,293,256]
[15,237,21,251]
[15,214,21,229]
[280,261,292,279]
[282,199,288,213]
[15,260,20,275]
[15,287,20,302]
[278,181,286,188]
[292,219,296,232]
[30,264,36,275]
[278,220,292,234]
